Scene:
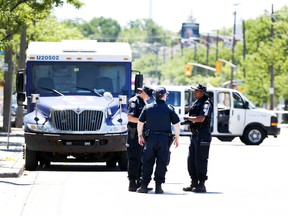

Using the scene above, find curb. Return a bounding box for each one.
[0,163,25,178]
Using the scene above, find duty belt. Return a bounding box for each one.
[151,131,171,135]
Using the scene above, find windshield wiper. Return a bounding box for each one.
[39,87,64,96]
[76,86,104,97]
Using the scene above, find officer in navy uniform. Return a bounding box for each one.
[183,84,213,193]
[136,87,180,194]
[126,85,154,192]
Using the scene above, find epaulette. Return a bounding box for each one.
[167,104,175,111]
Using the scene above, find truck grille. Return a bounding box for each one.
[51,110,104,131]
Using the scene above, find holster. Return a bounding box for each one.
[190,127,199,135]
[143,128,150,140]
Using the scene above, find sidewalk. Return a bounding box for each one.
[0,128,25,178]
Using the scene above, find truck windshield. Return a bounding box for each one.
[31,63,127,94]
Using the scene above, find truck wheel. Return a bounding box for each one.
[241,126,265,145]
[117,151,128,171]
[39,158,51,167]
[25,147,38,171]
[106,160,117,167]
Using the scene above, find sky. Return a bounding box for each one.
[53,0,287,33]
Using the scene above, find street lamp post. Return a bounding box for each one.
[231,10,237,89]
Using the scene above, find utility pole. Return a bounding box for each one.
[242,20,246,78]
[216,30,219,60]
[206,33,210,77]
[231,10,237,89]
[270,4,275,110]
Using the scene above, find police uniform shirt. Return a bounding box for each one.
[139,100,180,132]
[127,95,146,127]
[189,96,212,128]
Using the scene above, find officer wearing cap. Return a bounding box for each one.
[136,87,180,194]
[126,85,154,192]
[183,84,213,193]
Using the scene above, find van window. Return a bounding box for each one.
[233,92,245,109]
[166,91,181,106]
[218,92,230,109]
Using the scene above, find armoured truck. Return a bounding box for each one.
[16,40,143,170]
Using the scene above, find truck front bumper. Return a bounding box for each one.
[265,126,281,137]
[25,132,127,153]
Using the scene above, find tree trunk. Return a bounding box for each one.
[15,25,27,128]
[3,35,13,132]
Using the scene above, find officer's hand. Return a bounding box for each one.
[173,137,179,148]
[138,136,145,146]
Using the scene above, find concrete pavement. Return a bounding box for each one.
[0,128,25,178]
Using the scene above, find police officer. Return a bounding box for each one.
[183,84,213,193]
[126,85,154,192]
[136,87,180,194]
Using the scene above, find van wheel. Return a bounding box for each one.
[241,126,265,145]
[117,151,128,171]
[25,147,38,171]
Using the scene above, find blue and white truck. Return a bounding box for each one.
[16,40,143,171]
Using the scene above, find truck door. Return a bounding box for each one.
[228,91,246,134]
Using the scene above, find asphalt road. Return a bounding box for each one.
[0,129,287,216]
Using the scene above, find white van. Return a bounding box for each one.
[153,85,280,145]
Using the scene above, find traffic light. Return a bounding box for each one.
[215,60,222,75]
[184,64,193,76]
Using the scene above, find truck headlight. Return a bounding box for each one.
[108,125,127,133]
[27,123,52,132]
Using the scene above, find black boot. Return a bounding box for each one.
[183,180,198,192]
[128,180,138,192]
[155,183,164,194]
[192,180,206,193]
[136,182,149,193]
[137,179,153,191]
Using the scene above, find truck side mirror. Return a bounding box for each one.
[17,93,26,104]
[132,70,143,94]
[16,69,25,93]
[16,69,26,104]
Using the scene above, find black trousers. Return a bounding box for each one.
[141,134,170,184]
[187,128,211,181]
[127,126,143,181]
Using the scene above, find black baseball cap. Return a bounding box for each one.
[155,86,169,98]
[191,84,207,93]
[137,85,154,97]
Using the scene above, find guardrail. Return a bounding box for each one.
[273,110,288,124]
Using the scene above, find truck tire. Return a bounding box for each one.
[25,147,38,171]
[117,151,128,171]
[241,126,265,145]
[106,160,117,167]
